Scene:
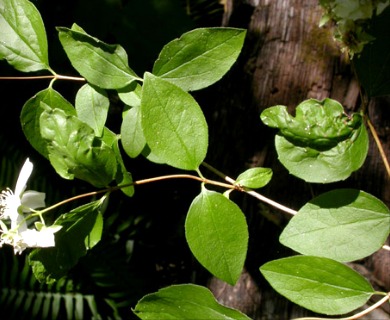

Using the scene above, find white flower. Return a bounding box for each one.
[0,158,45,221]
[20,225,62,248]
[0,158,58,254]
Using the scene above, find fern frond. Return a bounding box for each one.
[1,289,103,320]
[0,247,109,320]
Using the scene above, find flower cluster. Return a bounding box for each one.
[0,158,61,254]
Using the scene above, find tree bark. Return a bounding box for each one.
[200,0,390,318]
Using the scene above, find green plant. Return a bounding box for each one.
[0,122,147,319]
[0,0,389,319]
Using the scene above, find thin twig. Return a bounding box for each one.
[55,74,85,82]
[0,75,56,80]
[366,117,390,178]
[39,171,297,217]
[38,174,237,215]
[133,174,236,190]
[245,189,297,215]
[202,162,297,215]
[38,189,106,215]
[201,161,236,184]
[0,74,85,82]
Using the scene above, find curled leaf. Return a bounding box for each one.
[261,98,368,183]
[261,99,361,150]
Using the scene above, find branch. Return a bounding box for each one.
[0,75,56,80]
[0,74,85,82]
[39,171,297,217]
[202,162,297,215]
[38,174,235,215]
[366,117,390,178]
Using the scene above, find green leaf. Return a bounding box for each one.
[260,256,375,315]
[141,73,208,170]
[57,24,139,89]
[40,107,117,187]
[118,84,145,158]
[261,98,368,183]
[118,82,142,108]
[236,167,272,189]
[274,127,368,183]
[353,7,390,97]
[20,88,76,158]
[153,28,246,91]
[85,209,103,250]
[121,106,146,159]
[29,198,106,283]
[261,99,362,149]
[280,189,390,262]
[333,0,374,20]
[185,188,248,285]
[75,83,109,137]
[103,128,134,197]
[0,0,49,72]
[141,144,165,164]
[133,284,251,320]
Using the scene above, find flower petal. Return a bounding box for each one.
[0,192,20,221]
[21,191,46,210]
[20,228,56,248]
[15,158,33,197]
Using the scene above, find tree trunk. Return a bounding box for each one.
[200,0,390,318]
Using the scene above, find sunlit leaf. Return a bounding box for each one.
[235,167,273,189]
[0,0,49,72]
[121,106,146,159]
[141,144,165,164]
[141,73,208,170]
[185,188,248,285]
[153,28,246,91]
[280,189,390,262]
[261,99,361,149]
[40,107,117,187]
[57,23,139,89]
[20,88,76,158]
[118,83,145,158]
[118,82,142,108]
[75,83,109,137]
[133,284,251,320]
[261,98,368,183]
[260,256,375,315]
